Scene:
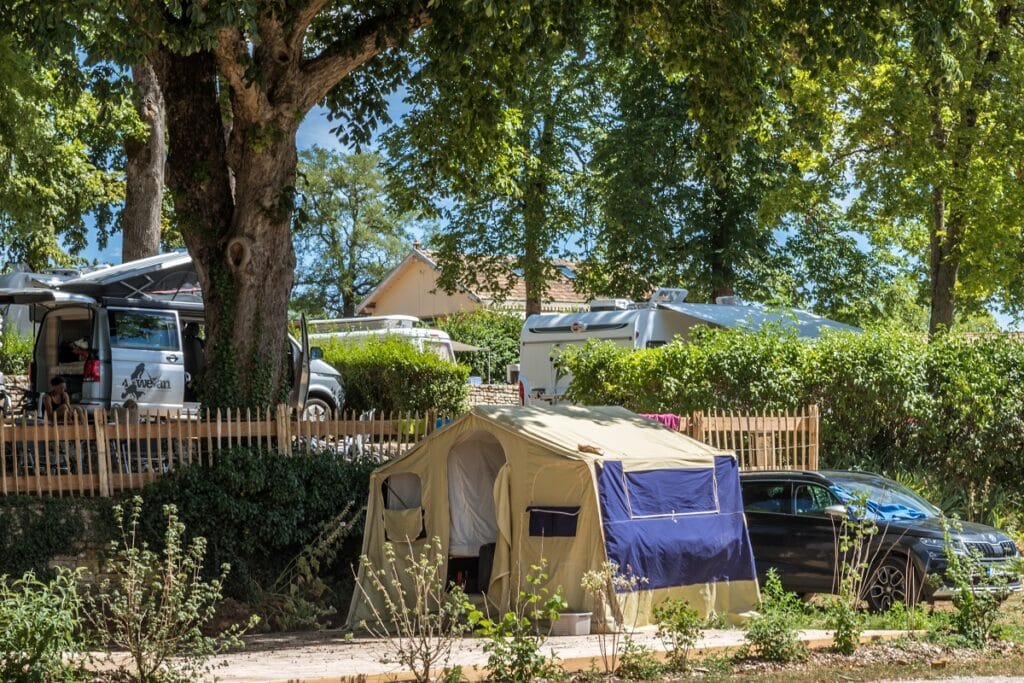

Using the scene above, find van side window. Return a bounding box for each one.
[108,311,179,351]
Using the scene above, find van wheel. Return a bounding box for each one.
[866,557,916,612]
[302,397,333,421]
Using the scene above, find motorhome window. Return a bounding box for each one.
[382,472,422,510]
[108,311,179,350]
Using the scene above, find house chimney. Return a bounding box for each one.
[413,240,421,249]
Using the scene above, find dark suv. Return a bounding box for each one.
[740,470,1021,611]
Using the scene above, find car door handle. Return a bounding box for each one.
[166,354,179,362]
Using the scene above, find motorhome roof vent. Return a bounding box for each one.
[715,295,740,306]
[588,298,632,311]
[649,287,688,305]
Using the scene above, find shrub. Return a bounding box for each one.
[319,337,468,415]
[942,519,1010,647]
[615,635,663,680]
[355,537,469,683]
[137,447,377,601]
[0,570,86,683]
[0,327,33,375]
[0,498,89,580]
[85,497,256,683]
[469,559,567,682]
[653,598,702,671]
[744,569,807,663]
[434,309,522,381]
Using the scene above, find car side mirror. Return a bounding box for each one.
[309,346,324,361]
[824,504,848,519]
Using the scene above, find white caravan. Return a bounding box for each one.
[518,288,860,405]
[308,315,458,363]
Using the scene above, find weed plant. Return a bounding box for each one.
[468,559,566,682]
[653,598,702,671]
[85,497,256,683]
[580,561,647,674]
[355,537,469,683]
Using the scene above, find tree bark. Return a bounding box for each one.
[151,48,297,409]
[122,59,165,262]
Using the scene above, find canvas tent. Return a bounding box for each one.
[347,405,760,629]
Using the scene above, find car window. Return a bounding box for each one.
[742,482,791,514]
[794,484,839,516]
[109,310,179,351]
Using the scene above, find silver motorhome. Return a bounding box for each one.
[518,288,860,405]
[0,253,343,417]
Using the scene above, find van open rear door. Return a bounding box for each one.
[0,288,97,319]
[290,313,311,414]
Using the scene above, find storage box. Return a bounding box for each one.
[550,612,592,636]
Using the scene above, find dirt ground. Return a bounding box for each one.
[205,628,909,683]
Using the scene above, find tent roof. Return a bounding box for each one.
[386,405,730,471]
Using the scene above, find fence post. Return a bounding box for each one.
[808,404,819,470]
[690,410,705,441]
[0,419,6,496]
[275,404,292,456]
[93,409,112,497]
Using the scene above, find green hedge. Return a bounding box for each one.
[319,336,468,416]
[0,328,32,375]
[136,448,378,600]
[0,498,92,579]
[561,327,1024,527]
[434,309,522,381]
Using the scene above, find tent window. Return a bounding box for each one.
[528,506,580,537]
[624,468,719,518]
[382,473,422,510]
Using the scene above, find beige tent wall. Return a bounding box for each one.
[347,406,760,631]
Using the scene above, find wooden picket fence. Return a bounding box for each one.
[678,405,819,471]
[0,406,440,498]
[0,404,819,498]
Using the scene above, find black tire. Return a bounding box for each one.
[301,397,334,421]
[865,557,917,612]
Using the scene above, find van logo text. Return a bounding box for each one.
[121,362,170,400]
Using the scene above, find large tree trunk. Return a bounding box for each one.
[151,49,296,409]
[122,59,165,262]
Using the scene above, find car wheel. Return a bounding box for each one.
[301,397,333,422]
[865,557,915,612]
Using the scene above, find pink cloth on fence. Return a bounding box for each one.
[638,413,682,431]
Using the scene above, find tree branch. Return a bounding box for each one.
[296,10,430,113]
[214,26,268,123]
[287,0,332,54]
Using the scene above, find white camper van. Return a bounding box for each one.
[308,315,458,363]
[0,253,344,418]
[518,288,860,405]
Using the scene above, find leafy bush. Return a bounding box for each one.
[136,447,377,601]
[85,497,255,683]
[744,569,807,663]
[0,327,33,375]
[560,327,1024,526]
[0,570,86,683]
[653,598,702,671]
[434,309,522,381]
[469,559,567,683]
[0,498,89,579]
[319,336,468,415]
